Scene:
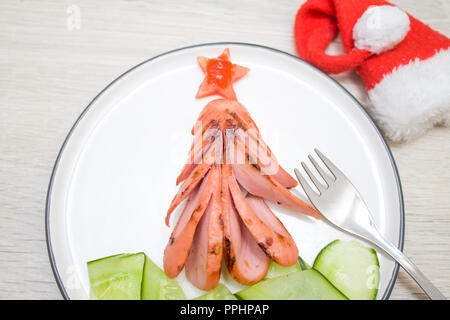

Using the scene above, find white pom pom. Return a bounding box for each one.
[353,5,410,54]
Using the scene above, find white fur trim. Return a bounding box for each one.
[353,6,410,54]
[367,48,450,142]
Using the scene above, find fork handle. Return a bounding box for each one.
[368,232,446,300]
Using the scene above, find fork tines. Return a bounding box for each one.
[294,149,343,197]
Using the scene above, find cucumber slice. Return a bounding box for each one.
[141,255,186,300]
[264,256,310,279]
[194,284,237,300]
[236,269,348,300]
[88,253,145,300]
[313,240,380,300]
[264,261,302,279]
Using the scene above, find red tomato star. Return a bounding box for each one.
[195,48,250,100]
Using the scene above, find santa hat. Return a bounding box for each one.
[294,0,450,142]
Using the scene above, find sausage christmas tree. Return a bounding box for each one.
[163,49,320,290]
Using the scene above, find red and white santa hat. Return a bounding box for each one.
[294,0,450,142]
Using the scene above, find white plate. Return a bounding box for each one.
[46,43,404,300]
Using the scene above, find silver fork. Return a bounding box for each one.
[294,149,446,300]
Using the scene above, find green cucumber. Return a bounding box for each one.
[264,256,310,279]
[194,284,237,300]
[141,255,186,300]
[236,269,348,300]
[88,253,145,300]
[313,240,380,300]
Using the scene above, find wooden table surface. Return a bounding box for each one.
[1,0,449,300]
